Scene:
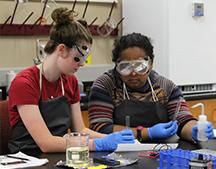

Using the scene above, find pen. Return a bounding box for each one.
[6,155,30,161]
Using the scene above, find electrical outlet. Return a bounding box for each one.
[193,2,204,17]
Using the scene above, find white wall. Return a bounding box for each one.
[123,0,216,86]
[0,0,122,68]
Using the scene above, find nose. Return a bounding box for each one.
[130,69,138,76]
[79,61,85,67]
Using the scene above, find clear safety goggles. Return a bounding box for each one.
[75,44,91,58]
[116,58,150,76]
[52,39,91,63]
[73,44,91,63]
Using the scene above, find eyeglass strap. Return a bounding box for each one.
[123,83,130,100]
[147,77,158,102]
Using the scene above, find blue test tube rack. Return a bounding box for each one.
[158,149,216,169]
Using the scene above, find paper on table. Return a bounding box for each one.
[213,129,216,137]
[0,152,48,169]
[115,139,178,152]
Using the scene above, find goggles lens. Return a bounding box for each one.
[73,55,88,63]
[75,44,90,57]
[51,40,91,64]
[116,58,150,76]
[73,44,91,63]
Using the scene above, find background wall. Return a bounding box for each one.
[123,0,216,86]
[0,0,122,68]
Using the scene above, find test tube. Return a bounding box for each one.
[173,100,181,121]
[125,115,130,128]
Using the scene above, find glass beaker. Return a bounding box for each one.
[65,132,89,169]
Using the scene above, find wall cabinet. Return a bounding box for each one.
[187,99,216,128]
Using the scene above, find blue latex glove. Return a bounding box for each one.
[94,129,135,151]
[192,122,214,141]
[148,121,178,139]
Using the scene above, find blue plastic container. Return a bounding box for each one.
[158,149,216,169]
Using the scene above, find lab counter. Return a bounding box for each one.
[18,139,216,169]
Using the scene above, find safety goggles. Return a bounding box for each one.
[52,39,91,63]
[73,44,91,63]
[75,44,90,57]
[116,58,150,76]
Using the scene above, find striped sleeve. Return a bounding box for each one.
[156,75,197,135]
[88,73,115,133]
[167,87,197,135]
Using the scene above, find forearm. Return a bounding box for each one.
[37,135,67,153]
[89,139,96,151]
[40,134,99,152]
[180,120,197,141]
[113,124,135,134]
[81,127,106,138]
[39,129,105,152]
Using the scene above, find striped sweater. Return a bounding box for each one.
[88,69,197,135]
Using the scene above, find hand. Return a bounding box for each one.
[93,129,135,151]
[192,122,214,141]
[148,121,178,139]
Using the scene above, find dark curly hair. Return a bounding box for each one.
[112,32,154,62]
[44,7,92,54]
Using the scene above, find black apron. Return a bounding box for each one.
[9,64,72,154]
[114,100,168,128]
[113,78,169,128]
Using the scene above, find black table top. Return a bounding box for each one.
[32,139,216,169]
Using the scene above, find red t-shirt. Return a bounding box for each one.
[8,65,80,127]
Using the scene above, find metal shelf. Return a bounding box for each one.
[0,24,118,36]
[55,0,118,3]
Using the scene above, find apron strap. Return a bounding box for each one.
[39,64,43,97]
[148,77,158,101]
[122,77,159,101]
[60,76,65,96]
[123,83,130,100]
[38,63,65,97]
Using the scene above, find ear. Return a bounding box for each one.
[149,60,153,69]
[57,44,69,58]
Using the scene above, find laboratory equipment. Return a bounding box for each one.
[192,103,208,141]
[158,149,216,169]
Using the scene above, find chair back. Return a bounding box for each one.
[0,100,11,154]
